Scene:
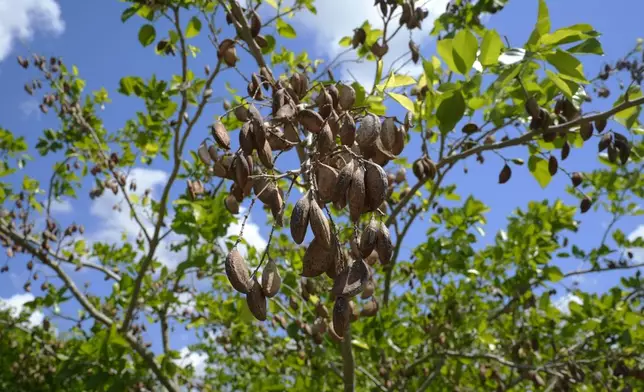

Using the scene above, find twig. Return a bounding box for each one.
[341,324,355,392]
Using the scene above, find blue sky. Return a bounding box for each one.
[0,0,643,372]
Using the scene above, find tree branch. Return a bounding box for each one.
[341,325,355,392]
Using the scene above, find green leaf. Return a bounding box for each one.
[276,19,296,39]
[528,156,552,188]
[452,29,478,74]
[185,17,202,39]
[527,0,550,45]
[545,50,587,83]
[539,28,591,47]
[543,266,564,282]
[138,24,156,47]
[260,35,276,55]
[338,36,352,47]
[378,74,416,91]
[568,38,604,55]
[388,92,415,113]
[437,39,459,74]
[546,70,574,100]
[479,29,503,67]
[436,90,465,133]
[265,0,278,8]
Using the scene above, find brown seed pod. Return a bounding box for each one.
[361,279,375,299]
[234,155,250,188]
[462,123,479,135]
[298,109,324,133]
[316,163,339,203]
[290,192,311,245]
[197,142,212,165]
[365,249,379,266]
[316,302,330,319]
[249,10,261,37]
[390,127,406,156]
[356,113,381,149]
[524,96,540,119]
[234,105,249,122]
[579,122,593,141]
[317,124,335,156]
[360,220,379,258]
[339,115,356,146]
[380,117,397,151]
[548,156,558,176]
[412,159,425,180]
[360,298,379,317]
[239,122,256,155]
[598,133,612,152]
[309,197,332,249]
[257,140,274,169]
[333,159,355,204]
[246,278,267,321]
[580,197,592,213]
[266,128,292,151]
[352,28,366,49]
[571,172,583,187]
[364,160,388,211]
[348,300,360,322]
[225,249,251,294]
[223,46,238,67]
[211,121,231,150]
[338,84,356,111]
[332,259,369,298]
[499,164,511,184]
[255,34,268,48]
[208,145,218,161]
[302,237,335,277]
[375,222,393,265]
[423,157,437,180]
[261,259,281,298]
[561,141,570,161]
[224,194,240,214]
[349,165,366,223]
[333,296,351,337]
[595,117,607,132]
[409,39,420,63]
[248,74,264,100]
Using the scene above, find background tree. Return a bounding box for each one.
[0,0,643,391]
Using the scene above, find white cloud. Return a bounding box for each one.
[176,347,207,377]
[0,0,65,61]
[292,0,450,86]
[554,293,582,314]
[19,98,41,119]
[50,199,72,213]
[0,293,44,327]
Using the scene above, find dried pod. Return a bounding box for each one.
[197,142,212,165]
[333,159,355,204]
[249,10,261,37]
[579,122,593,141]
[224,194,240,214]
[571,172,583,187]
[261,259,281,298]
[309,197,332,249]
[317,163,339,203]
[348,165,366,223]
[422,158,437,180]
[338,84,356,110]
[364,160,388,211]
[361,279,375,299]
[234,155,250,188]
[360,220,379,258]
[211,122,231,150]
[360,298,379,317]
[548,156,558,176]
[580,197,592,213]
[352,28,366,48]
[365,249,379,266]
[595,117,607,132]
[255,34,268,48]
[317,124,335,156]
[223,45,238,67]
[302,237,335,277]
[208,145,218,161]
[499,164,511,184]
[598,133,612,152]
[267,128,292,151]
[375,222,393,265]
[349,300,359,322]
[239,122,256,155]
[290,192,311,244]
[246,278,267,321]
[225,249,251,294]
[257,140,274,169]
[333,296,351,338]
[524,96,540,119]
[234,105,249,122]
[332,259,369,298]
[409,40,420,63]
[462,123,479,135]
[298,109,324,133]
[380,117,397,151]
[339,115,356,146]
[356,113,381,150]
[561,141,570,161]
[412,159,426,180]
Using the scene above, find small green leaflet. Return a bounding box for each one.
[185,17,202,39]
[479,29,503,67]
[528,156,552,188]
[276,19,296,39]
[388,92,415,113]
[138,24,156,47]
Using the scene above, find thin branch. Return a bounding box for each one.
[414,359,445,392]
[563,262,644,278]
[341,325,355,392]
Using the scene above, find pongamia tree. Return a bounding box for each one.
[1,0,643,391]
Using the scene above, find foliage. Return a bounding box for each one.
[1,0,644,391]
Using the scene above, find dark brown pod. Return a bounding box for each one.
[548,156,558,176]
[561,141,570,161]
[598,133,612,152]
[333,159,355,204]
[257,140,274,169]
[594,117,607,132]
[225,249,251,294]
[359,220,379,258]
[571,172,583,187]
[239,122,256,155]
[580,197,592,213]
[333,296,351,338]
[375,222,393,265]
[246,278,267,321]
[364,160,388,211]
[499,164,511,184]
[290,192,311,245]
[250,11,261,37]
[309,197,332,249]
[348,165,366,223]
[579,122,593,141]
[302,237,335,278]
[331,259,369,298]
[298,109,324,133]
[351,28,366,49]
[339,115,356,146]
[462,123,479,135]
[317,124,335,156]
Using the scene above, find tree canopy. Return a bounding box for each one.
[0,0,643,391]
